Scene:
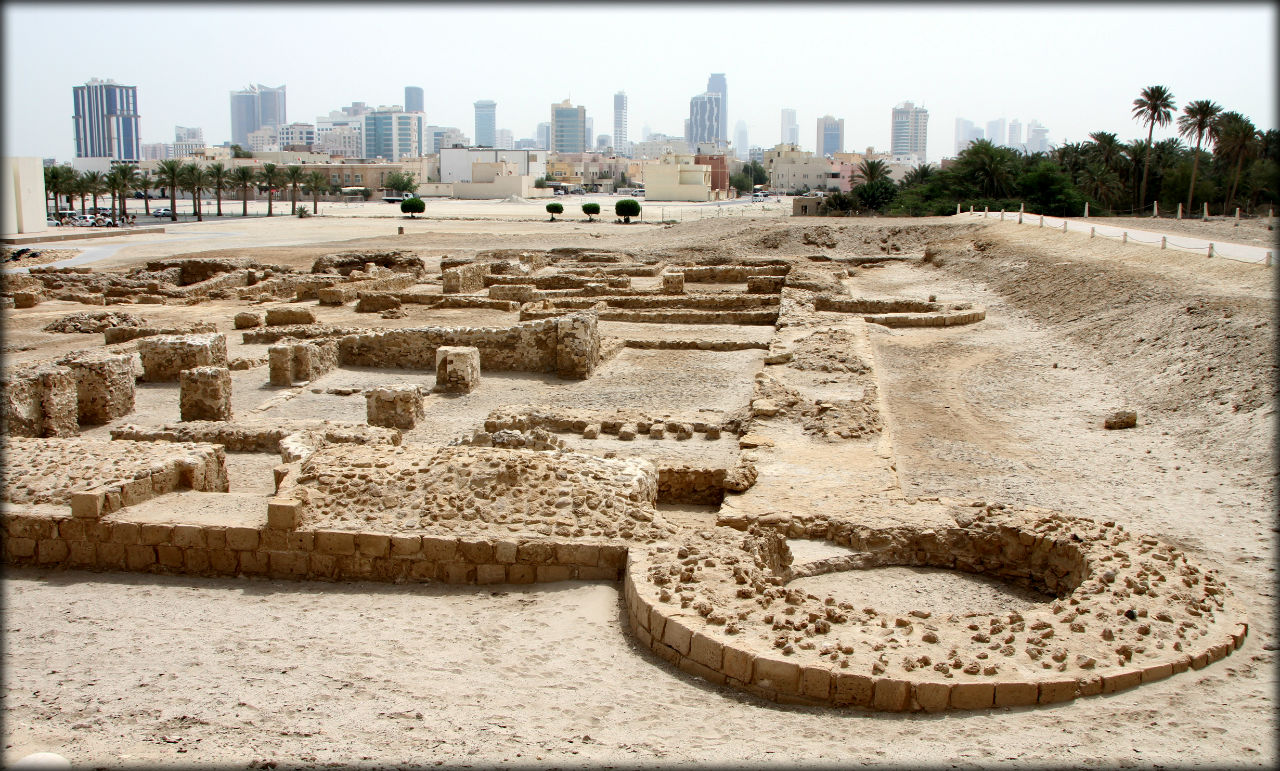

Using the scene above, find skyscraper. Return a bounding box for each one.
[550,100,587,154]
[363,106,424,161]
[891,101,929,162]
[405,86,424,113]
[985,118,1006,148]
[734,120,749,161]
[230,84,286,148]
[707,73,727,146]
[816,115,844,157]
[954,118,984,155]
[1026,120,1050,153]
[1007,119,1023,149]
[536,122,551,150]
[614,91,628,155]
[72,78,140,160]
[780,108,798,146]
[474,100,496,147]
[688,92,723,147]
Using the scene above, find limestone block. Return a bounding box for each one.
[265,306,316,326]
[0,365,78,437]
[269,339,339,386]
[138,333,228,382]
[434,346,481,394]
[489,284,536,303]
[234,311,264,329]
[872,678,912,711]
[355,293,402,313]
[180,366,233,422]
[661,271,685,294]
[747,275,786,294]
[12,291,43,308]
[753,656,801,695]
[60,352,136,424]
[913,681,951,713]
[365,385,426,429]
[554,311,602,379]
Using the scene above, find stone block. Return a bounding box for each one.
[1038,679,1078,704]
[662,617,694,656]
[688,632,723,671]
[434,346,482,394]
[554,311,602,380]
[493,540,517,563]
[421,537,457,562]
[661,271,685,294]
[225,526,259,551]
[355,293,401,313]
[832,672,873,707]
[1140,663,1174,683]
[59,352,136,425]
[37,539,69,564]
[872,678,912,711]
[753,656,801,695]
[476,564,506,585]
[180,366,233,422]
[1101,669,1143,694]
[269,339,339,387]
[139,523,173,546]
[234,311,263,329]
[536,564,573,583]
[913,681,951,713]
[70,491,105,519]
[184,548,211,573]
[365,385,425,429]
[1,364,78,438]
[390,535,422,556]
[801,666,832,700]
[314,530,356,556]
[506,563,535,584]
[266,499,301,530]
[994,681,1038,707]
[265,307,316,326]
[356,533,390,557]
[138,333,228,382]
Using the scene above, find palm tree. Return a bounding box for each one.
[258,163,286,216]
[206,162,230,217]
[1132,85,1176,208]
[139,175,154,215]
[899,163,934,188]
[229,166,256,216]
[856,159,891,185]
[956,139,1016,198]
[183,163,211,222]
[108,164,142,222]
[304,170,329,215]
[1078,163,1123,211]
[283,165,306,215]
[44,165,77,215]
[1214,111,1259,212]
[1176,100,1222,214]
[1087,131,1124,175]
[153,159,185,222]
[81,171,108,215]
[43,166,59,215]
[105,166,124,222]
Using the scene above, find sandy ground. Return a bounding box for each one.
[2,213,1275,767]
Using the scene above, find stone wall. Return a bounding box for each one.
[442,263,490,294]
[813,296,986,327]
[57,351,136,424]
[674,265,790,282]
[110,420,401,459]
[364,385,426,429]
[434,346,481,393]
[268,339,339,386]
[137,334,228,382]
[0,365,78,438]
[103,322,216,345]
[266,307,318,326]
[317,274,416,306]
[180,366,232,422]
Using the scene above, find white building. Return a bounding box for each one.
[780,108,799,147]
[1027,120,1050,153]
[439,147,546,183]
[427,126,469,156]
[890,101,929,163]
[496,129,514,150]
[363,107,425,161]
[247,127,279,154]
[631,134,690,159]
[279,122,316,150]
[452,160,551,199]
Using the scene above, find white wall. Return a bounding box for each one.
[440,148,546,183]
[2,157,49,235]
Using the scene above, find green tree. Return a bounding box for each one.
[258,163,286,216]
[229,165,256,216]
[1214,112,1259,212]
[153,159,185,221]
[181,163,208,221]
[854,179,897,212]
[45,165,78,213]
[206,162,230,217]
[304,170,328,215]
[106,163,140,221]
[856,159,891,185]
[1176,100,1222,214]
[231,144,252,159]
[899,163,935,188]
[401,197,425,217]
[582,202,600,221]
[954,140,1017,198]
[80,170,107,214]
[546,202,563,221]
[283,165,306,215]
[139,175,155,215]
[1132,85,1176,207]
[385,170,418,195]
[615,198,641,223]
[1078,163,1123,212]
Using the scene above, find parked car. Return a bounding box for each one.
[46,218,61,227]
[55,210,77,220]
[569,187,585,195]
[70,215,96,226]
[751,192,767,201]
[153,208,172,217]
[632,189,645,197]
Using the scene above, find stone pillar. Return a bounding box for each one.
[180,366,233,422]
[0,365,78,437]
[365,385,426,429]
[662,271,685,294]
[268,344,296,386]
[60,352,136,424]
[434,346,482,393]
[554,311,602,380]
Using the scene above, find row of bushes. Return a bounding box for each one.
[547,199,640,223]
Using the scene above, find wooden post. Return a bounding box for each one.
[1203,202,1209,220]
[1207,243,1214,258]
[1039,215,1044,227]
[1161,236,1166,249]
[1122,231,1128,245]
[1090,226,1095,238]
[1084,202,1089,218]
[1177,202,1182,219]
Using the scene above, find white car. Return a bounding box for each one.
[751,192,767,201]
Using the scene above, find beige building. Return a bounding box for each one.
[2,157,48,235]
[453,161,550,199]
[643,153,721,202]
[769,155,838,194]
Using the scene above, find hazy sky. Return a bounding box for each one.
[4,2,1275,161]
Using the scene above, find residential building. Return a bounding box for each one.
[453,160,551,199]
[474,100,497,147]
[363,106,425,161]
[816,115,845,157]
[780,108,798,147]
[596,135,611,151]
[890,101,929,163]
[172,126,204,158]
[1007,119,1022,149]
[1026,120,1050,153]
[747,146,764,164]
[954,118,984,155]
[247,127,279,154]
[770,155,838,193]
[707,73,727,146]
[762,143,808,173]
[694,153,730,192]
[734,121,749,161]
[614,91,629,156]
[405,86,424,113]
[316,103,369,154]
[985,118,1006,148]
[515,138,540,150]
[439,148,546,183]
[140,143,169,161]
[688,92,723,147]
[496,129,514,150]
[230,84,286,148]
[550,100,587,154]
[631,135,690,159]
[644,153,718,201]
[279,122,316,151]
[72,78,140,160]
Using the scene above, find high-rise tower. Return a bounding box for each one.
[474,100,496,147]
[73,78,140,160]
[890,101,929,163]
[614,91,628,155]
[780,108,798,146]
[405,86,424,113]
[707,73,727,145]
[230,84,286,148]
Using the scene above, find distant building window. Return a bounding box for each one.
[355,175,362,183]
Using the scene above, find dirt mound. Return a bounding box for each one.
[788,329,872,373]
[42,311,144,334]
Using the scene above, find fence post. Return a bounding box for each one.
[1090,226,1095,238]
[969,204,974,213]
[1018,211,1023,224]
[1039,214,1044,227]
[999,209,1005,221]
[956,203,961,215]
[1122,231,1128,245]
[1203,202,1209,220]
[1267,251,1273,267]
[984,206,988,218]
[1062,221,1068,233]
[1019,202,1025,214]
[1177,202,1182,219]
[1161,236,1166,249]
[1235,207,1240,220]
[1084,202,1089,218]
[1153,201,1159,217]
[1207,243,1214,258]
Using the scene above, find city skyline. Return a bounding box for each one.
[4,3,1275,162]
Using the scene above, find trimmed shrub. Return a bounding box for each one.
[546,202,564,221]
[401,197,425,217]
[582,202,600,221]
[615,198,641,223]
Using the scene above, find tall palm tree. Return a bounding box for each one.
[283,165,306,215]
[1087,131,1124,175]
[899,163,934,188]
[1131,85,1176,208]
[44,165,76,215]
[43,166,59,215]
[108,163,141,222]
[856,158,891,185]
[139,175,154,215]
[304,170,329,215]
[258,163,286,216]
[181,163,208,222]
[105,166,124,222]
[956,139,1016,198]
[1177,100,1222,213]
[80,171,108,214]
[229,165,256,216]
[1078,163,1123,211]
[153,159,185,222]
[206,162,230,217]
[1214,111,1259,212]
